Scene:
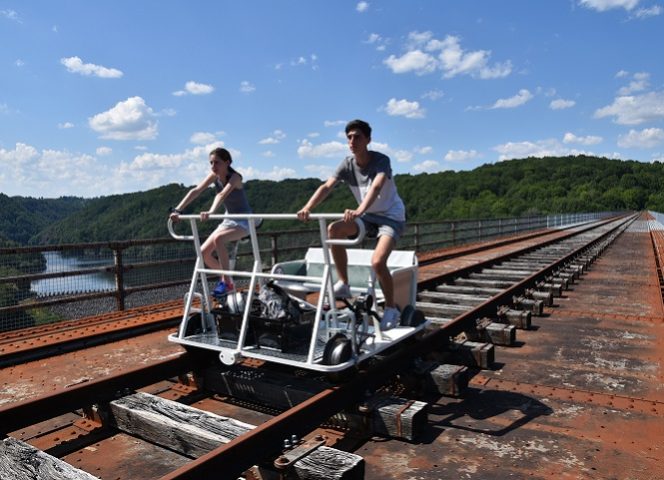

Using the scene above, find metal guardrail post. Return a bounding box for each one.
[414,224,420,251]
[270,234,278,266]
[113,246,126,311]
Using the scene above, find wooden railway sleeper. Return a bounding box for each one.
[512,296,544,316]
[464,317,516,347]
[497,305,531,329]
[536,281,563,297]
[524,288,554,306]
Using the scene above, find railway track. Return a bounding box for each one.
[3,212,662,480]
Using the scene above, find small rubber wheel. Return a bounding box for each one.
[322,333,353,365]
[400,305,425,327]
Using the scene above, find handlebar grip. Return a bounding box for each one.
[325,218,366,246]
[167,217,194,240]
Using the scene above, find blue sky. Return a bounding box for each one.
[1,0,663,198]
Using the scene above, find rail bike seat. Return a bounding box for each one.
[270,247,418,308]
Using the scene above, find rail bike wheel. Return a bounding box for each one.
[322,333,353,366]
[400,305,425,327]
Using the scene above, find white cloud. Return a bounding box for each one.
[1,9,21,23]
[89,96,158,140]
[305,164,336,180]
[445,149,481,162]
[173,81,214,96]
[616,70,630,78]
[60,56,123,78]
[422,89,444,101]
[365,33,387,51]
[594,91,664,125]
[96,146,112,156]
[240,81,256,93]
[0,143,115,197]
[297,139,347,159]
[288,54,319,70]
[0,143,39,166]
[579,0,640,12]
[413,160,442,173]
[308,132,320,138]
[324,120,346,127]
[493,138,594,161]
[159,108,177,117]
[416,146,433,155]
[15,59,24,67]
[356,2,369,12]
[237,165,296,181]
[259,130,286,145]
[617,128,664,148]
[384,50,438,75]
[633,5,662,17]
[366,33,381,44]
[385,32,511,80]
[617,72,650,95]
[370,141,413,163]
[491,89,533,109]
[563,132,603,145]
[190,132,218,145]
[58,122,74,129]
[0,103,9,114]
[550,99,576,110]
[384,98,426,118]
[262,150,275,158]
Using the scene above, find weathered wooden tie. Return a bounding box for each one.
[108,392,363,478]
[0,437,98,480]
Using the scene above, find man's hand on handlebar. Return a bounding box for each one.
[297,207,311,221]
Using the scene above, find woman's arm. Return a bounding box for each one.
[169,173,216,220]
[201,172,242,219]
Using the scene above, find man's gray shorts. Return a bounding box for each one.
[359,213,406,243]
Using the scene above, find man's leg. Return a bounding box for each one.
[372,234,396,308]
[328,220,358,285]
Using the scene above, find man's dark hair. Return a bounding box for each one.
[209,147,232,164]
[345,119,372,139]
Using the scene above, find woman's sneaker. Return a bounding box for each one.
[332,280,352,299]
[380,307,400,331]
[213,280,235,296]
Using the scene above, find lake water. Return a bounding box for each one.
[31,251,116,296]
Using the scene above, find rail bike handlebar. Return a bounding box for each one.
[167,213,366,245]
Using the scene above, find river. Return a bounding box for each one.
[31,251,116,296]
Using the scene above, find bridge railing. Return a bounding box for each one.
[0,211,617,331]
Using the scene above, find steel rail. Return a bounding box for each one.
[0,353,195,436]
[161,214,635,479]
[419,215,627,290]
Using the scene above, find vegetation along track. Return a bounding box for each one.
[0,213,638,479]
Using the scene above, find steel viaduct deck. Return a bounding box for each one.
[0,213,662,480]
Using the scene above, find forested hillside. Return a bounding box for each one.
[2,155,663,245]
[0,195,87,244]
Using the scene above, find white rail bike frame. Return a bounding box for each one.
[167,213,424,372]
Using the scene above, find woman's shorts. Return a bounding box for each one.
[214,219,250,235]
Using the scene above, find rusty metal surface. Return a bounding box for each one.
[0,301,184,367]
[3,216,660,480]
[0,353,194,435]
[357,222,664,479]
[0,329,182,407]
